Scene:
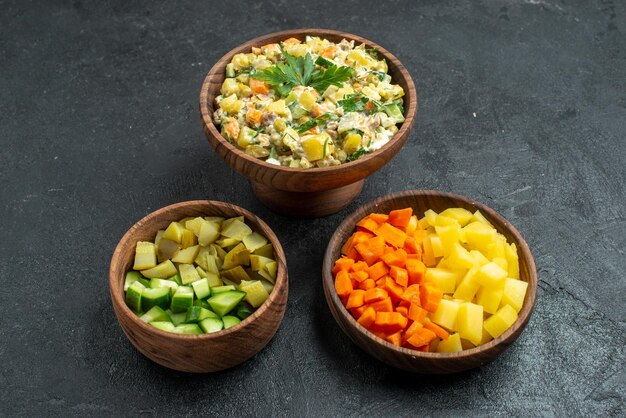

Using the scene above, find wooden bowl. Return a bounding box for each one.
[322,190,537,374]
[199,29,417,217]
[109,200,288,372]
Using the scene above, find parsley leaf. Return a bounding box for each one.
[296,112,335,134]
[346,147,369,162]
[252,49,354,96]
[368,70,389,82]
[337,94,372,113]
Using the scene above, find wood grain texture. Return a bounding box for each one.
[199,29,417,217]
[109,200,289,373]
[322,190,537,374]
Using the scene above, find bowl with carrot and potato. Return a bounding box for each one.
[200,29,417,217]
[322,190,537,374]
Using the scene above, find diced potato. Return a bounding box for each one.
[501,278,528,312]
[163,222,185,243]
[301,133,333,162]
[343,133,362,155]
[475,262,507,288]
[462,222,497,254]
[487,235,507,259]
[445,242,475,270]
[484,304,518,339]
[140,260,177,279]
[456,302,483,346]
[430,299,459,331]
[266,99,287,116]
[429,235,444,258]
[422,234,437,267]
[133,241,156,270]
[219,94,244,114]
[423,209,438,227]
[504,243,520,279]
[239,280,270,308]
[179,263,201,285]
[242,232,268,252]
[439,208,473,226]
[237,126,256,148]
[453,267,480,301]
[476,286,504,315]
[471,210,494,227]
[469,250,490,267]
[298,90,317,111]
[425,268,458,294]
[231,53,251,70]
[171,245,200,264]
[492,257,508,271]
[198,221,220,246]
[434,215,459,227]
[281,128,300,151]
[221,78,239,96]
[221,219,253,240]
[436,333,462,353]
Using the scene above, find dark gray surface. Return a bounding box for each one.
[1,0,624,416]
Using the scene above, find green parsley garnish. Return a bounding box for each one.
[251,49,355,97]
[346,147,369,162]
[295,112,336,134]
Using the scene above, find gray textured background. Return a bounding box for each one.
[1,0,624,416]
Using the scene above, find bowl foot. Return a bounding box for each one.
[250,180,364,218]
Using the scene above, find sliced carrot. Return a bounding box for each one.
[358,278,376,290]
[364,287,388,304]
[408,303,428,323]
[355,236,385,265]
[351,261,369,272]
[369,297,393,312]
[349,270,368,283]
[388,208,413,228]
[403,236,419,255]
[375,312,408,334]
[402,284,421,305]
[374,222,407,248]
[356,217,380,233]
[320,45,337,59]
[389,266,408,287]
[416,344,430,352]
[369,213,389,224]
[406,328,437,348]
[334,270,353,298]
[346,289,366,309]
[332,257,355,274]
[420,283,443,313]
[386,331,402,346]
[245,108,263,126]
[366,261,389,281]
[357,307,376,328]
[249,78,270,95]
[282,37,301,45]
[344,246,360,261]
[406,258,426,286]
[341,235,354,255]
[381,248,408,267]
[381,276,405,303]
[396,305,408,317]
[403,320,424,340]
[224,117,240,140]
[424,321,449,341]
[350,305,367,318]
[413,229,426,245]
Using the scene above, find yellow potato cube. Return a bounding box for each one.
[140,260,177,279]
[434,225,461,257]
[430,299,459,331]
[462,222,497,253]
[343,133,362,155]
[475,262,507,288]
[436,333,462,353]
[219,94,244,114]
[429,235,444,258]
[470,250,490,267]
[333,86,354,102]
[484,304,518,339]
[424,209,438,227]
[425,268,458,294]
[487,235,507,259]
[479,326,494,344]
[220,78,239,96]
[476,286,504,315]
[266,99,287,116]
[457,302,483,346]
[301,133,333,162]
[347,49,373,67]
[434,215,459,227]
[470,210,494,227]
[133,241,156,270]
[445,242,476,270]
[171,245,200,264]
[439,208,473,226]
[162,222,185,244]
[504,243,520,279]
[453,267,481,301]
[286,43,308,57]
[298,90,317,111]
[493,257,508,271]
[422,234,437,267]
[501,278,528,312]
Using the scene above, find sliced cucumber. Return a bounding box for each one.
[193,298,212,309]
[315,56,337,68]
[234,302,254,320]
[210,285,236,295]
[168,273,182,285]
[222,315,241,329]
[125,281,145,313]
[140,306,170,323]
[191,278,211,299]
[207,290,246,317]
[199,317,223,333]
[168,310,187,326]
[289,102,308,119]
[382,103,405,123]
[150,321,176,332]
[170,286,194,313]
[185,306,218,323]
[149,278,178,294]
[173,324,203,335]
[124,271,149,291]
[141,287,171,311]
[225,63,235,78]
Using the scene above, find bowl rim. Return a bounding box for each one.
[109,200,288,341]
[322,189,538,360]
[199,28,417,177]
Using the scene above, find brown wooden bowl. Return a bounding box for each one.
[109,200,288,373]
[199,29,417,217]
[322,190,537,374]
